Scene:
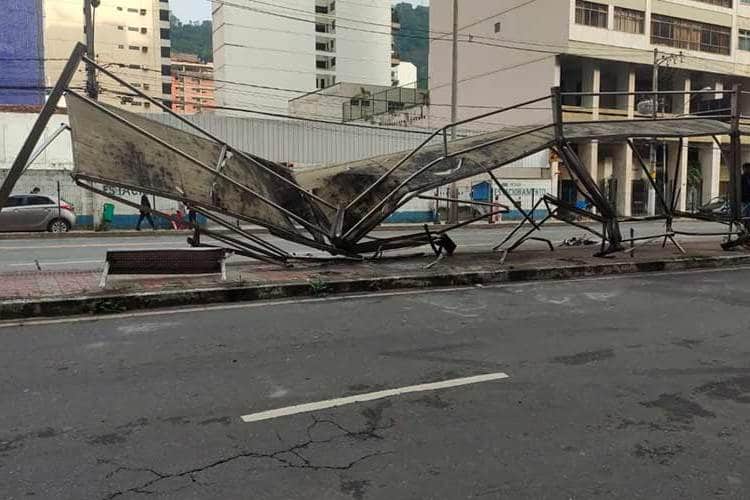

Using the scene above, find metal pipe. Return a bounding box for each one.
[560,89,735,97]
[627,139,671,216]
[489,170,541,230]
[23,124,70,174]
[416,194,506,209]
[197,210,290,258]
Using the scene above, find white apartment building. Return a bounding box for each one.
[212,0,392,115]
[430,0,750,217]
[43,0,172,112]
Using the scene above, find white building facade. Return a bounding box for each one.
[430,0,750,216]
[212,0,392,116]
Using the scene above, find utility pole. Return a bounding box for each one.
[84,0,99,100]
[447,0,459,224]
[649,48,659,215]
[649,48,682,215]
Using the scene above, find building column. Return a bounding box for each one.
[578,141,599,205]
[578,61,601,206]
[700,144,721,203]
[582,61,601,120]
[614,144,633,217]
[667,140,689,212]
[616,66,635,115]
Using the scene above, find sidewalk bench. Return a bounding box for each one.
[100,248,228,288]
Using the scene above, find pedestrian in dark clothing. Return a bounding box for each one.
[136,194,156,230]
[188,208,197,227]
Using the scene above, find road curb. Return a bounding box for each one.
[2,253,750,321]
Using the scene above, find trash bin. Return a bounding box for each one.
[102,203,115,223]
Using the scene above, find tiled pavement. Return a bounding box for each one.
[0,239,745,302]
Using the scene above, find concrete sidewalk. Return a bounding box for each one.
[1,239,749,321]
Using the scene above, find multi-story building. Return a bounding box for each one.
[43,0,172,112]
[212,0,392,115]
[430,0,750,216]
[171,53,215,114]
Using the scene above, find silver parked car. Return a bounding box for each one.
[0,194,76,232]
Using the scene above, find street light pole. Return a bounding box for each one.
[84,0,98,100]
[448,0,459,224]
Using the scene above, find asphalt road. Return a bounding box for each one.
[1,268,749,499]
[0,219,732,272]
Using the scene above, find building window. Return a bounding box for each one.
[118,44,124,49]
[160,28,170,39]
[614,7,644,34]
[127,8,138,13]
[141,9,147,15]
[143,83,150,90]
[494,22,501,33]
[162,82,172,94]
[651,14,731,55]
[128,26,139,32]
[695,0,731,7]
[129,45,140,51]
[159,9,169,21]
[117,6,123,11]
[575,1,607,28]
[161,47,171,58]
[142,46,149,53]
[144,102,151,109]
[740,29,750,51]
[117,25,124,30]
[161,65,171,76]
[141,27,148,34]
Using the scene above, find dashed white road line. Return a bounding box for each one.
[240,372,510,423]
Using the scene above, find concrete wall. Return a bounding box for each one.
[394,62,418,88]
[0,0,45,106]
[335,0,392,87]
[428,0,568,129]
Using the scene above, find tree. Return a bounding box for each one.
[170,15,213,63]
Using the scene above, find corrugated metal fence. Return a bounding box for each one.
[151,113,438,166]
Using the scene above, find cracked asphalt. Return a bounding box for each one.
[1,268,750,499]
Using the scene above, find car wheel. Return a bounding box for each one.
[48,218,71,233]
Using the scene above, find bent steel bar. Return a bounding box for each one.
[343,94,552,212]
[0,43,86,210]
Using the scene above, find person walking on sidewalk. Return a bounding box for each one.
[136,194,156,230]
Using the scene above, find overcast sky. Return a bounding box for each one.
[171,0,429,21]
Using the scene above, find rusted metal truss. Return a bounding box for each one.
[2,43,750,265]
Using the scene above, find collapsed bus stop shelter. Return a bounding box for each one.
[2,43,749,268]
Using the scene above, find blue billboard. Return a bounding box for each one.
[0,0,45,105]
